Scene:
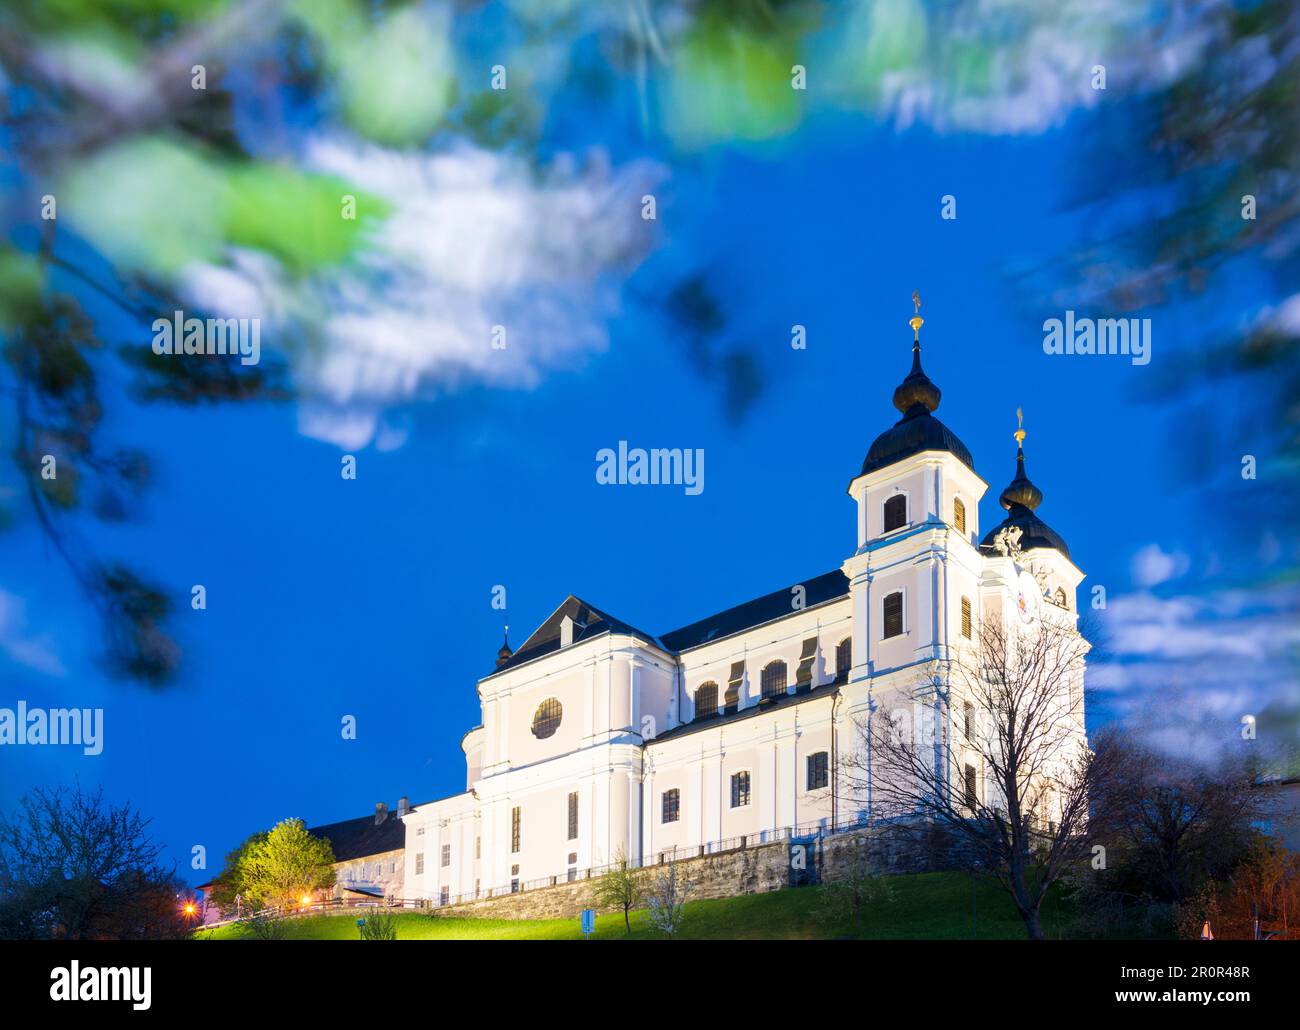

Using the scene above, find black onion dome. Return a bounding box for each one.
[998,448,1043,511]
[861,341,975,476]
[980,443,1070,558]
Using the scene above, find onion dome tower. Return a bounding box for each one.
[980,409,1071,558]
[860,291,975,475]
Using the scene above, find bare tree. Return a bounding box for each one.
[842,611,1111,940]
[1088,732,1269,905]
[0,784,190,940]
[645,855,694,939]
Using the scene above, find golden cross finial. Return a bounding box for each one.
[1014,406,1026,446]
[909,290,924,340]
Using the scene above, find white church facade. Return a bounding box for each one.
[401,302,1087,906]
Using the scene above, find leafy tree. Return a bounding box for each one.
[237,818,336,911]
[591,847,643,936]
[206,831,268,915]
[0,784,189,940]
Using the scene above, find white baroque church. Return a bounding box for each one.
[401,303,1087,906]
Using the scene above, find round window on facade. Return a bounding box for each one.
[531,698,563,739]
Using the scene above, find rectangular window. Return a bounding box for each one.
[953,497,966,535]
[662,788,680,823]
[964,702,975,739]
[511,806,521,854]
[567,791,578,841]
[883,592,904,638]
[440,843,450,868]
[807,751,829,790]
[961,596,972,639]
[415,852,424,875]
[439,886,449,906]
[730,771,751,808]
[964,764,978,810]
[475,836,481,859]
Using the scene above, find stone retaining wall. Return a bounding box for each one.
[433,825,942,922]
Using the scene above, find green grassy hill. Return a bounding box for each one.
[196,871,1086,941]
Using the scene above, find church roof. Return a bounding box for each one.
[308,810,406,863]
[658,569,849,652]
[486,570,850,677]
[861,409,975,476]
[492,596,662,673]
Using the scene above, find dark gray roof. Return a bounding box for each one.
[492,595,663,674]
[489,571,851,677]
[658,570,849,652]
[861,410,975,476]
[980,506,1072,559]
[308,811,406,863]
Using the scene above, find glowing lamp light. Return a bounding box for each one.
[183,902,197,916]
[300,894,312,906]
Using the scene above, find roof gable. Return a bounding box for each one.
[495,595,659,673]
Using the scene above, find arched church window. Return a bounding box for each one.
[883,494,907,532]
[761,660,788,700]
[530,698,563,739]
[723,685,739,714]
[1054,587,1068,609]
[883,592,904,638]
[835,638,852,679]
[694,682,718,721]
[953,497,966,535]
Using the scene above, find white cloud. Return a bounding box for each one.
[181,142,665,450]
[1130,543,1190,588]
[1091,583,1300,760]
[0,589,66,677]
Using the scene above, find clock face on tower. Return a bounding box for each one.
[1015,569,1041,624]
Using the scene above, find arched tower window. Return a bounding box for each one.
[694,682,718,721]
[761,660,788,700]
[883,494,907,532]
[835,637,852,680]
[1054,586,1068,609]
[883,592,904,638]
[953,497,966,535]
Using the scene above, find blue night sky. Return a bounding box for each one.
[0,79,1284,884]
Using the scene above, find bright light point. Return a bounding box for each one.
[301,894,312,906]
